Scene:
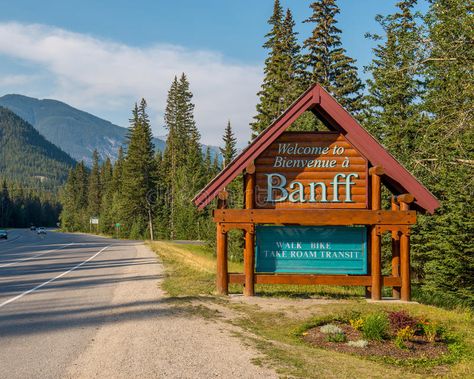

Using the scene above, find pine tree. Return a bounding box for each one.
[74,161,89,230]
[179,73,203,180]
[87,150,101,219]
[365,0,423,167]
[60,168,76,231]
[303,0,364,114]
[99,157,114,233]
[162,74,207,239]
[120,100,156,238]
[413,0,474,306]
[110,147,125,236]
[251,1,305,137]
[0,180,12,227]
[220,121,237,166]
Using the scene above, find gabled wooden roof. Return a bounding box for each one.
[193,84,439,213]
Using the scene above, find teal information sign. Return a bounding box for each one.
[255,226,367,274]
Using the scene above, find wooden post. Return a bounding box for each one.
[216,190,229,295]
[369,166,384,301]
[216,223,228,295]
[243,162,256,296]
[398,194,414,302]
[391,197,401,299]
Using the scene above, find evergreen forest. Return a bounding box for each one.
[58,0,472,307]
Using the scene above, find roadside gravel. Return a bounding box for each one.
[65,243,277,379]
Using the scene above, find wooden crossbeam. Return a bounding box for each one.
[228,273,402,287]
[213,209,416,225]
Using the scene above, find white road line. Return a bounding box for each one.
[0,245,111,309]
[0,242,75,268]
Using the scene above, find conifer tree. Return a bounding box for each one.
[179,73,203,179]
[87,150,101,218]
[303,0,364,114]
[220,121,237,166]
[251,1,305,137]
[365,0,423,167]
[162,74,207,239]
[110,147,125,235]
[99,157,113,233]
[74,161,89,229]
[413,0,474,306]
[60,168,76,231]
[0,180,12,227]
[120,100,156,238]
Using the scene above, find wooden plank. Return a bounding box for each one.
[213,209,416,225]
[228,273,402,286]
[254,131,368,210]
[255,171,367,178]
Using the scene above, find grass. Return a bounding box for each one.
[149,240,474,378]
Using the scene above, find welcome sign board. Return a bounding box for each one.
[255,226,367,275]
[254,132,368,209]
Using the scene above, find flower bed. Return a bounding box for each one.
[301,310,459,362]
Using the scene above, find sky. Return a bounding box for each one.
[0,0,429,147]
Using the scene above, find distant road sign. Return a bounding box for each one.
[90,217,99,225]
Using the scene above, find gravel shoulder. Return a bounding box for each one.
[65,243,277,379]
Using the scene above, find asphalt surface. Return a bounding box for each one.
[0,230,277,379]
[0,229,147,378]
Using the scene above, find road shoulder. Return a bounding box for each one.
[65,242,277,379]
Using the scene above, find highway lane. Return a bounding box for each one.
[0,230,156,379]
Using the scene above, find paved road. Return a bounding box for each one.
[0,230,277,379]
[0,230,151,378]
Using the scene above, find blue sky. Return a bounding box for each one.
[0,1,429,146]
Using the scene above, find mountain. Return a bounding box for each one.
[0,94,166,166]
[0,107,76,188]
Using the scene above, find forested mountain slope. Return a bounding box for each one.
[0,94,166,166]
[0,107,76,189]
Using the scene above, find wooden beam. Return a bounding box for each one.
[370,166,382,300]
[399,199,412,301]
[243,167,256,296]
[396,193,415,204]
[216,223,228,295]
[369,166,385,177]
[213,209,416,225]
[244,231,255,296]
[391,197,401,299]
[228,273,402,287]
[217,190,228,209]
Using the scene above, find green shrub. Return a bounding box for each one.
[421,321,445,342]
[326,332,347,343]
[362,312,389,341]
[394,326,415,349]
[349,318,364,331]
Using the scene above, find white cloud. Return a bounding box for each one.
[0,22,262,146]
[0,74,38,86]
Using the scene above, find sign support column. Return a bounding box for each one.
[244,162,256,296]
[216,191,228,295]
[391,196,401,299]
[398,194,414,301]
[370,166,383,300]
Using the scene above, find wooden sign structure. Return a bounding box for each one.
[193,84,439,301]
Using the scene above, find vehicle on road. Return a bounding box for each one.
[30,225,36,231]
[37,227,46,235]
[0,230,8,239]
